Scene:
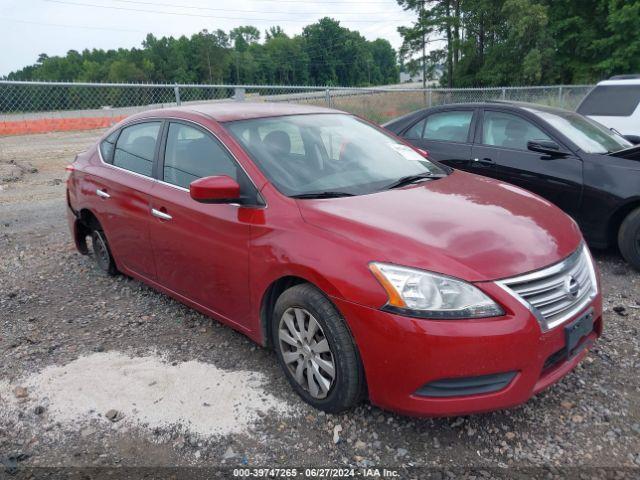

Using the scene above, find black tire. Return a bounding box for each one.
[272,283,365,413]
[618,207,640,271]
[91,229,118,276]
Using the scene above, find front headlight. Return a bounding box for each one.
[369,262,504,319]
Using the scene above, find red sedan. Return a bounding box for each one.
[66,103,602,416]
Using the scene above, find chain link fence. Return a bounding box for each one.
[0,80,594,135]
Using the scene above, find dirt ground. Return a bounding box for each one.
[0,130,639,478]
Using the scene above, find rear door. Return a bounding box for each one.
[400,108,477,169]
[148,120,257,326]
[89,121,161,280]
[470,109,583,217]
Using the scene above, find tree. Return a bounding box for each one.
[7,4,640,88]
[262,33,309,84]
[302,17,345,85]
[230,26,260,84]
[396,1,439,87]
[265,26,287,40]
[395,0,640,87]
[474,0,553,85]
[594,0,640,77]
[301,17,388,86]
[7,19,398,88]
[107,59,144,82]
[209,30,232,84]
[368,39,399,85]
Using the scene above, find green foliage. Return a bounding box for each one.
[301,18,398,86]
[10,2,637,89]
[396,0,445,84]
[397,0,640,87]
[6,18,397,87]
[595,0,640,76]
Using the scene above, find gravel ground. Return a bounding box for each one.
[0,130,639,477]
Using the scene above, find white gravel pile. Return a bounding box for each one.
[0,351,291,437]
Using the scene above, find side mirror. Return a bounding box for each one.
[623,134,640,145]
[190,175,241,204]
[527,139,562,156]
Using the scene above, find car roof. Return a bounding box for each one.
[391,101,572,118]
[157,102,341,122]
[432,100,572,114]
[486,100,575,115]
[597,77,640,86]
[382,101,577,132]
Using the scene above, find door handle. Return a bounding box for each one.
[473,157,496,166]
[151,208,172,221]
[96,189,110,199]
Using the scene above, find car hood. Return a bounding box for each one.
[608,144,640,161]
[297,171,583,281]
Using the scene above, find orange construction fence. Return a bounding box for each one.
[0,115,127,136]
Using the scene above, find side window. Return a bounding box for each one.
[482,111,551,151]
[113,122,161,176]
[404,118,426,139]
[422,111,473,142]
[163,122,240,189]
[100,130,119,164]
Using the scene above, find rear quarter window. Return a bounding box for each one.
[577,85,640,117]
[99,130,119,164]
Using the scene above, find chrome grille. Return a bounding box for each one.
[496,245,598,331]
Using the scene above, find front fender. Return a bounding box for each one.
[247,222,389,345]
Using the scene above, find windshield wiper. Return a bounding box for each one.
[290,191,356,199]
[383,172,443,190]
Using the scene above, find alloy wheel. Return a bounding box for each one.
[278,307,336,399]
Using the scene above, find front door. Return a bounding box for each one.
[470,109,583,218]
[148,121,258,326]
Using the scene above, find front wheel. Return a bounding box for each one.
[618,207,640,271]
[272,284,365,413]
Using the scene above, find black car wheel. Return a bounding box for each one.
[618,206,640,271]
[272,283,365,413]
[91,230,118,275]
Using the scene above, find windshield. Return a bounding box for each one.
[528,108,632,154]
[224,113,446,197]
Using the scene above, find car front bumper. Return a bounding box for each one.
[332,282,602,417]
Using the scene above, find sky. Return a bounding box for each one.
[0,0,417,76]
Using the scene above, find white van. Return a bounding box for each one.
[577,75,640,144]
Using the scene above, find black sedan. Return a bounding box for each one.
[384,102,640,270]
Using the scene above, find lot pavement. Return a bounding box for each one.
[0,130,639,477]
